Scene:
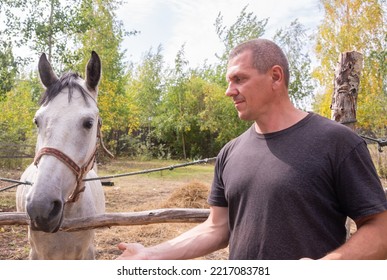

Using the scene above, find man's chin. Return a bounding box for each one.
[237,112,252,121]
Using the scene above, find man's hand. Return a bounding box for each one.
[116,242,148,260]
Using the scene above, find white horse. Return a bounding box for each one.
[16,51,105,259]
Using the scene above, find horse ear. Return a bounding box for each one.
[86,51,101,90]
[38,53,59,88]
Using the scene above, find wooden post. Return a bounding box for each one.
[330,51,363,129]
[330,51,363,239]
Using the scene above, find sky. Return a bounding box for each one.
[116,0,325,67]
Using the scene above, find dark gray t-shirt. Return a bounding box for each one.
[208,113,387,260]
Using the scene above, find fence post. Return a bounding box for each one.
[330,51,363,239]
[330,51,363,129]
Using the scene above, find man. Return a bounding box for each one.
[117,38,387,260]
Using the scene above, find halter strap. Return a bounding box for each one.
[34,147,83,175]
[33,122,101,203]
[34,146,97,203]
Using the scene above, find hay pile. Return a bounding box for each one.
[161,181,210,209]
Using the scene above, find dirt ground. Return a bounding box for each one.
[0,158,228,260]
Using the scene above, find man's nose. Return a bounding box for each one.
[225,83,238,97]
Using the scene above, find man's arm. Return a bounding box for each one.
[116,206,230,260]
[321,210,387,260]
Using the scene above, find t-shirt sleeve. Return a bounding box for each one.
[335,142,387,220]
[207,150,228,207]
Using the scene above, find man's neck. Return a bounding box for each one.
[254,107,308,134]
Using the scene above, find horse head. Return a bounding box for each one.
[26,52,101,233]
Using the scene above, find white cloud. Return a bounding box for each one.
[116,0,158,23]
[117,0,324,67]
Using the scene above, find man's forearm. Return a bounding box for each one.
[144,220,229,260]
[321,211,387,260]
[117,206,230,260]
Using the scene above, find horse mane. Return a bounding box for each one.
[39,72,91,106]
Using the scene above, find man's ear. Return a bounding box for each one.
[271,65,283,82]
[271,65,284,89]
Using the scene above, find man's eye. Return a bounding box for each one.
[234,76,242,83]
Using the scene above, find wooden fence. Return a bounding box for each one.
[0,143,34,159]
[0,208,210,231]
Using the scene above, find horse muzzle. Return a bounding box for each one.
[27,198,64,233]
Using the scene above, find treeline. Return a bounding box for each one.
[0,0,386,160]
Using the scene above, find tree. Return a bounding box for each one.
[131,45,164,131]
[213,5,268,85]
[121,46,165,158]
[313,0,387,131]
[0,77,39,145]
[274,20,315,110]
[1,0,140,157]
[74,0,140,155]
[0,41,18,100]
[1,0,95,72]
[154,45,191,159]
[360,31,387,130]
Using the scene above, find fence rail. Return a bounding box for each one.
[0,143,34,159]
[0,208,210,231]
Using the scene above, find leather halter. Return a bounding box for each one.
[33,119,101,203]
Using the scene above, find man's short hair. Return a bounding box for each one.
[228,38,290,87]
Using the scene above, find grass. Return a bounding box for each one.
[96,157,215,180]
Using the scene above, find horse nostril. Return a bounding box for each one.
[26,198,64,232]
[49,200,63,219]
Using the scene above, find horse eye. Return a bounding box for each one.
[33,118,39,128]
[83,119,94,129]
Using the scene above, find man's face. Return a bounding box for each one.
[225,50,273,121]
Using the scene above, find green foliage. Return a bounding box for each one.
[0,78,39,144]
[72,0,140,155]
[357,33,387,129]
[1,0,141,157]
[0,41,18,101]
[215,5,268,64]
[5,0,386,163]
[313,0,387,132]
[274,20,315,110]
[153,46,193,159]
[130,45,164,127]
[213,5,268,85]
[1,0,96,72]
